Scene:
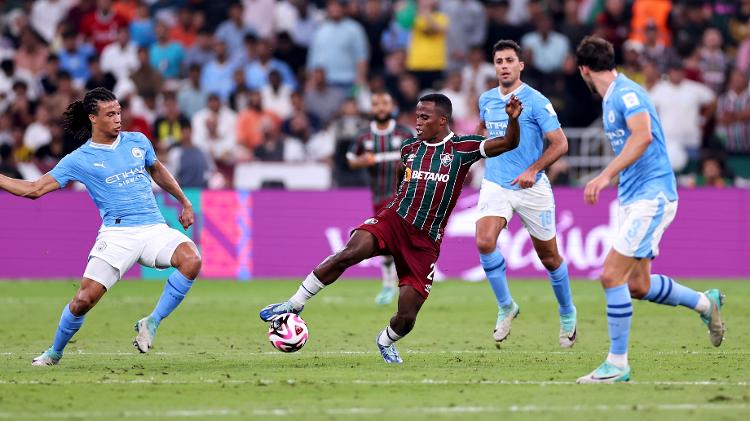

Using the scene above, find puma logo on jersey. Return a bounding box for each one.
[93,162,106,168]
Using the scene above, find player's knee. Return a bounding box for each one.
[70,294,96,316]
[475,235,497,255]
[539,254,562,271]
[334,247,366,268]
[599,271,620,288]
[180,252,202,279]
[394,312,417,332]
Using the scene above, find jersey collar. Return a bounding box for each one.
[89,134,121,150]
[370,119,395,135]
[496,83,526,101]
[424,131,454,147]
[603,72,621,102]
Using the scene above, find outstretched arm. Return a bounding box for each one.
[584,112,652,204]
[0,173,60,200]
[148,160,194,229]
[482,95,523,158]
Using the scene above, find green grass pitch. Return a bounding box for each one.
[0,279,748,420]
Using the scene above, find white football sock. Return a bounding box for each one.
[606,353,628,368]
[377,326,403,347]
[694,292,711,314]
[289,272,325,309]
[381,257,397,288]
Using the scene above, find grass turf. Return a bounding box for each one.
[0,279,748,420]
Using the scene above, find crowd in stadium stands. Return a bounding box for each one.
[0,0,749,189]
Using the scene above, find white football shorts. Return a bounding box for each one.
[476,174,557,241]
[613,197,678,259]
[84,223,193,290]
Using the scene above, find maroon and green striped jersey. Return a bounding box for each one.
[387,132,487,242]
[348,120,415,205]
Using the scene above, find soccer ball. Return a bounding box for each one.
[268,313,309,352]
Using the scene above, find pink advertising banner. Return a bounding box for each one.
[1,189,748,279]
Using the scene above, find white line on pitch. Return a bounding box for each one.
[0,403,747,418]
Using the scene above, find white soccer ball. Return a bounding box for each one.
[268,313,309,352]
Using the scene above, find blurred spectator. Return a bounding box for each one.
[113,0,139,22]
[100,26,139,82]
[698,28,728,94]
[651,59,716,171]
[58,30,95,86]
[120,99,152,139]
[641,59,660,92]
[716,69,750,155]
[214,2,251,63]
[357,0,389,74]
[0,143,23,179]
[641,19,677,72]
[670,0,710,57]
[307,0,369,91]
[261,70,293,119]
[283,90,321,135]
[167,123,212,188]
[245,38,297,90]
[521,14,570,76]
[129,2,157,47]
[81,0,129,53]
[483,0,528,54]
[23,105,52,152]
[594,0,631,64]
[64,0,97,39]
[273,31,307,77]
[84,54,117,91]
[47,71,80,117]
[130,46,163,98]
[304,67,348,124]
[629,0,671,47]
[177,64,207,119]
[394,73,421,116]
[191,94,238,170]
[729,0,750,47]
[183,29,216,71]
[39,55,62,95]
[236,90,282,151]
[15,29,49,77]
[242,0,276,39]
[149,20,185,80]
[169,8,202,48]
[462,45,496,100]
[686,155,733,188]
[9,81,36,128]
[617,40,645,86]
[229,68,252,112]
[154,91,190,149]
[559,0,591,49]
[442,0,485,71]
[274,0,323,49]
[200,40,237,102]
[30,0,75,44]
[254,119,300,162]
[34,122,66,171]
[439,71,469,121]
[406,0,448,90]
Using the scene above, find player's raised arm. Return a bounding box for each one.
[0,173,61,200]
[482,95,523,157]
[584,111,652,204]
[148,160,194,229]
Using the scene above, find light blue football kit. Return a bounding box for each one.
[476,84,574,341]
[39,131,195,361]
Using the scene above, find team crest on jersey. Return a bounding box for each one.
[607,110,616,123]
[95,241,107,252]
[131,147,144,158]
[440,153,453,167]
[364,218,378,225]
[407,154,416,162]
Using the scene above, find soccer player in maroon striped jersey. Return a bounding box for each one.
[347,91,415,305]
[260,93,523,363]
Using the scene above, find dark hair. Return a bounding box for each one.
[61,87,117,141]
[418,93,452,118]
[576,36,615,71]
[492,39,522,59]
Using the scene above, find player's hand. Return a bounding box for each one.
[178,205,195,229]
[584,174,611,205]
[511,168,536,189]
[362,152,376,167]
[505,95,523,119]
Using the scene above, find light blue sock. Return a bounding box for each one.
[150,270,194,325]
[605,284,632,356]
[642,274,700,308]
[52,304,85,353]
[480,250,512,307]
[548,261,574,315]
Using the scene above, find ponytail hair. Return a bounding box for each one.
[61,87,117,142]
